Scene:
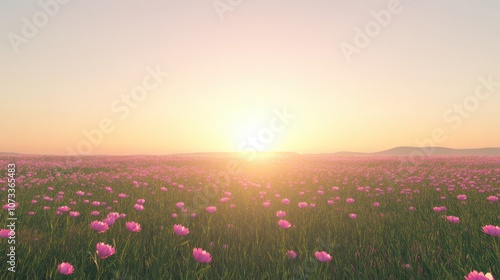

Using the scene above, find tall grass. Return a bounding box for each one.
[0,155,498,279]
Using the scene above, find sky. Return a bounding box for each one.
[1,0,499,155]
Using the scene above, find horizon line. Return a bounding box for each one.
[2,146,500,157]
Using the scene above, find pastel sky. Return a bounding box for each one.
[1,0,499,155]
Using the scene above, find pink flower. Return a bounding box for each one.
[206,206,217,213]
[346,198,355,204]
[464,270,494,280]
[175,202,184,208]
[220,197,230,203]
[137,199,145,204]
[327,200,335,205]
[193,248,212,263]
[76,191,85,196]
[90,221,109,233]
[482,225,500,237]
[134,204,144,211]
[28,211,35,215]
[69,211,80,218]
[58,206,70,212]
[446,216,460,224]
[433,206,447,212]
[91,211,100,216]
[487,196,498,203]
[3,202,18,210]
[96,242,115,259]
[262,201,271,207]
[278,219,291,229]
[173,224,190,236]
[314,251,332,262]
[276,211,286,218]
[373,202,380,207]
[281,198,290,205]
[298,202,308,208]
[58,262,74,275]
[92,201,101,207]
[457,194,467,201]
[349,213,357,219]
[0,229,13,239]
[171,213,178,218]
[286,250,297,259]
[118,193,128,198]
[126,221,141,232]
[103,217,116,226]
[107,212,120,220]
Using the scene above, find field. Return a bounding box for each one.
[0,155,499,279]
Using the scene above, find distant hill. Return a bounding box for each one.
[324,147,500,157]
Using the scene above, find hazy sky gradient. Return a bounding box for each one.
[1,0,499,155]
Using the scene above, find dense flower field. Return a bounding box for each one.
[0,155,499,279]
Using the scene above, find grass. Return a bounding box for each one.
[0,155,499,279]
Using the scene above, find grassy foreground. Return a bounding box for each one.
[0,155,499,279]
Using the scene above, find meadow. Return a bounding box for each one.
[0,155,499,279]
